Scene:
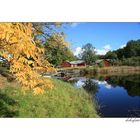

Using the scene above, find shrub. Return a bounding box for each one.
[98,62,104,68]
[122,57,140,66]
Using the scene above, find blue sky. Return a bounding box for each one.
[61,22,140,55]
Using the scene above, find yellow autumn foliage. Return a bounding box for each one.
[0,23,55,95]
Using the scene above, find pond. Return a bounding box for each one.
[69,74,140,117]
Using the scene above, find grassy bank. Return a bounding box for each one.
[0,77,98,117]
[80,66,140,75]
[58,66,140,72]
[97,66,140,73]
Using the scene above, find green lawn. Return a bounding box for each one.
[0,77,98,118]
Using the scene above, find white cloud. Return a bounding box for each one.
[96,49,107,55]
[104,44,111,51]
[73,47,82,56]
[96,44,111,55]
[71,22,79,28]
[120,44,126,48]
[74,44,112,56]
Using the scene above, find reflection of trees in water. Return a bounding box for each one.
[83,79,99,96]
[106,74,140,97]
[83,79,100,112]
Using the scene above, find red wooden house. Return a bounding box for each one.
[96,59,113,67]
[61,60,86,68]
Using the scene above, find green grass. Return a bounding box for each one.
[0,78,98,118]
[80,66,140,75]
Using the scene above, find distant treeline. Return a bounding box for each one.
[99,39,140,66]
[113,39,140,59]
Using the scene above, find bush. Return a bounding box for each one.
[122,57,140,66]
[98,63,104,68]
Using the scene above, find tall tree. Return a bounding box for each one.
[44,33,75,66]
[105,51,117,59]
[80,43,97,65]
[0,23,55,95]
[32,22,64,46]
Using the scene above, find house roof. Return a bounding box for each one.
[96,60,103,63]
[65,60,85,65]
[70,60,85,65]
[95,59,114,64]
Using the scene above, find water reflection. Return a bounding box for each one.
[72,74,140,117]
[106,75,140,97]
[83,79,99,96]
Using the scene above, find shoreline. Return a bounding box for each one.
[56,66,140,78]
[0,75,98,117]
